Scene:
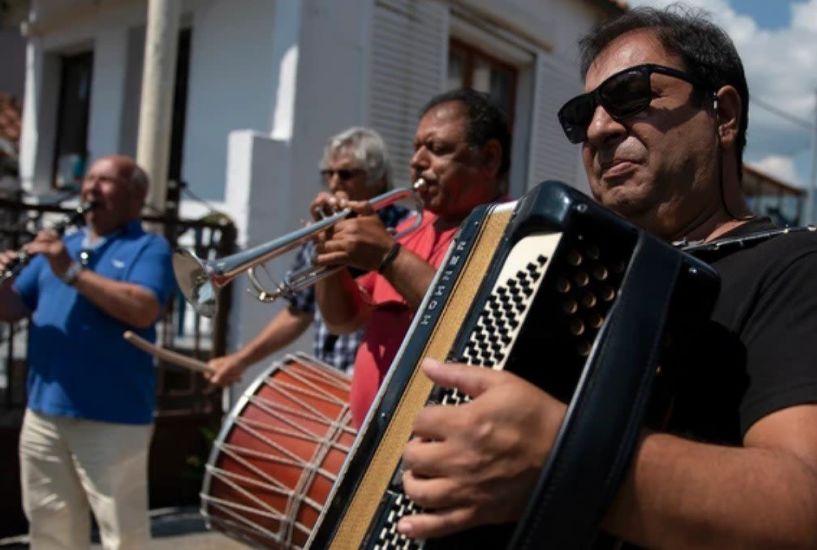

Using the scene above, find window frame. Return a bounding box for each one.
[448,37,519,127]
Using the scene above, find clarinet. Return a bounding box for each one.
[0,201,98,284]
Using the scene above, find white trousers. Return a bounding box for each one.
[19,409,153,550]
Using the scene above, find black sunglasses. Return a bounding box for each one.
[558,63,707,144]
[320,168,366,181]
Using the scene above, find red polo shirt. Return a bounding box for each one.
[350,210,458,426]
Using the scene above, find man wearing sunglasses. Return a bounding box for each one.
[313,88,510,427]
[206,127,406,385]
[396,6,817,548]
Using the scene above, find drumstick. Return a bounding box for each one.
[123,330,215,374]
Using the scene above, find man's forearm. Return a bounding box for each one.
[603,432,817,548]
[315,269,372,334]
[72,270,161,328]
[379,246,436,310]
[234,307,313,367]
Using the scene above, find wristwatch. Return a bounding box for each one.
[59,261,84,286]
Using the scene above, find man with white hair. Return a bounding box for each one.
[207,127,406,384]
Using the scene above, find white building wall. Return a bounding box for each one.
[368,0,449,190]
[284,0,375,217]
[222,0,377,396]
[220,130,304,396]
[19,0,146,194]
[87,28,129,162]
[216,0,374,297]
[181,0,278,202]
[549,0,607,64]
[206,0,377,396]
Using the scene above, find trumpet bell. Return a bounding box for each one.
[173,248,218,318]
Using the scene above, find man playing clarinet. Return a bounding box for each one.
[0,155,175,550]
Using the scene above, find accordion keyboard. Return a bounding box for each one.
[369,234,559,549]
[439,233,557,406]
[373,492,423,549]
[370,230,630,548]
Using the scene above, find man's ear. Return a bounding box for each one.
[714,85,741,148]
[479,139,503,178]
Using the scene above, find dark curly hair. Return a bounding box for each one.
[420,88,511,178]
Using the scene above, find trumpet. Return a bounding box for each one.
[174,179,427,318]
[0,201,98,284]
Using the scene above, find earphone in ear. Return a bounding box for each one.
[712,94,719,113]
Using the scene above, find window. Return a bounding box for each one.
[447,38,518,124]
[52,51,93,189]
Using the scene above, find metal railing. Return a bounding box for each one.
[0,195,237,416]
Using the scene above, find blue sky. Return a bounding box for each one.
[729,0,798,30]
[629,0,817,193]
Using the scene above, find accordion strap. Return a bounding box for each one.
[679,225,815,256]
[510,233,682,549]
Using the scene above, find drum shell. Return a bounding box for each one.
[201,353,355,548]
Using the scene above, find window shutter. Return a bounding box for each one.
[528,54,584,190]
[369,0,449,189]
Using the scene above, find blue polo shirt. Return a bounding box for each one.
[13,220,175,424]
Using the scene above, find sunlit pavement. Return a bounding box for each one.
[0,508,249,549]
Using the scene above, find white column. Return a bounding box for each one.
[18,36,60,197]
[87,28,128,162]
[136,0,180,214]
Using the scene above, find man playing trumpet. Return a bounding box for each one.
[314,88,512,426]
[206,127,407,384]
[0,155,175,549]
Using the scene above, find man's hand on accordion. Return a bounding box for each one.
[397,358,567,540]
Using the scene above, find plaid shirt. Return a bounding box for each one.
[286,204,409,373]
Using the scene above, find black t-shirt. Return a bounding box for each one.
[604,219,817,549]
[665,218,817,444]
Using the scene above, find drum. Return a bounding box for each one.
[200,352,355,548]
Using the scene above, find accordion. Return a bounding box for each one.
[308,180,719,549]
